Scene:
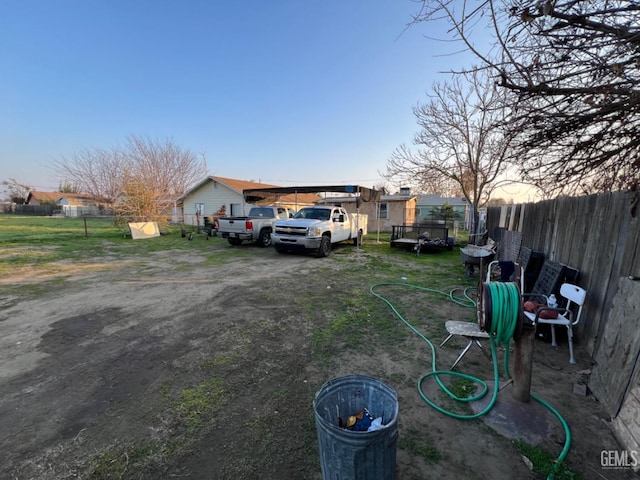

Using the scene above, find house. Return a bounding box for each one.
[173,176,320,226]
[315,188,417,233]
[26,191,105,217]
[416,194,471,229]
[26,191,64,206]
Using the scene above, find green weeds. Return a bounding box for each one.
[398,428,443,465]
[87,373,227,479]
[514,440,583,480]
[175,377,226,433]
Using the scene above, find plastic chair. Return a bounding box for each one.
[522,283,587,364]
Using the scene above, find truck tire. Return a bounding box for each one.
[258,229,272,247]
[353,230,363,246]
[316,235,331,258]
[228,237,242,246]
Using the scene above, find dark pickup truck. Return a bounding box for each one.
[217,206,296,247]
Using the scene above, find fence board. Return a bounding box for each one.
[590,278,640,417]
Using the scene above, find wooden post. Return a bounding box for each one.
[83,216,88,238]
[511,323,536,402]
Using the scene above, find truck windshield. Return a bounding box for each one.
[294,208,331,221]
[248,207,275,217]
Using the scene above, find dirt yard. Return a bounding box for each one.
[0,237,636,480]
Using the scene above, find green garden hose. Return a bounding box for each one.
[370,281,571,480]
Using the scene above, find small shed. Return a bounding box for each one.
[315,192,416,233]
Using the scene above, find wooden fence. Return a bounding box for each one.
[487,190,640,357]
[486,189,640,432]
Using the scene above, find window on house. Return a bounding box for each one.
[230,203,242,216]
[377,202,388,220]
[195,203,205,216]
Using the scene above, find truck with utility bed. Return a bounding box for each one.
[218,206,296,247]
[271,206,367,257]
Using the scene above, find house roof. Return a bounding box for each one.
[26,191,102,205]
[176,176,321,205]
[213,176,280,194]
[27,191,62,203]
[177,176,276,201]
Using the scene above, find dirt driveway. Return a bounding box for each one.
[0,237,635,479]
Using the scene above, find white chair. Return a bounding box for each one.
[523,283,587,364]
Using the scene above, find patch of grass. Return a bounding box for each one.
[398,429,443,465]
[199,354,237,371]
[88,441,163,480]
[448,377,477,399]
[272,388,288,400]
[514,440,583,480]
[0,216,236,278]
[175,377,226,433]
[302,410,321,468]
[159,381,172,399]
[304,245,477,366]
[309,296,405,364]
[435,376,478,415]
[88,374,227,479]
[246,417,275,451]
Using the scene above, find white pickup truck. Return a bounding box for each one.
[271,206,368,257]
[218,206,296,247]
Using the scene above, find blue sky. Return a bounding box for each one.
[1,0,480,193]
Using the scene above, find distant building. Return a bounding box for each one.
[416,194,471,229]
[174,176,320,226]
[26,191,107,217]
[316,189,417,233]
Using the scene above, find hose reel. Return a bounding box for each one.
[478,281,524,344]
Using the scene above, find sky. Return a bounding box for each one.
[1,1,532,200]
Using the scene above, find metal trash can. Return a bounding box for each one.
[313,375,398,480]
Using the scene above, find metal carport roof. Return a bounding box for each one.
[243,185,381,205]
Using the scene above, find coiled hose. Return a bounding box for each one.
[370,281,570,480]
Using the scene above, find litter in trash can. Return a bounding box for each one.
[313,374,398,480]
[339,407,383,432]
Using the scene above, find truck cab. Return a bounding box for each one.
[271,206,367,257]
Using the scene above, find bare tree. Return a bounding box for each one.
[114,136,206,226]
[383,70,516,234]
[372,182,390,196]
[1,178,32,203]
[54,147,124,201]
[57,179,81,193]
[412,0,640,194]
[53,135,207,226]
[123,135,204,203]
